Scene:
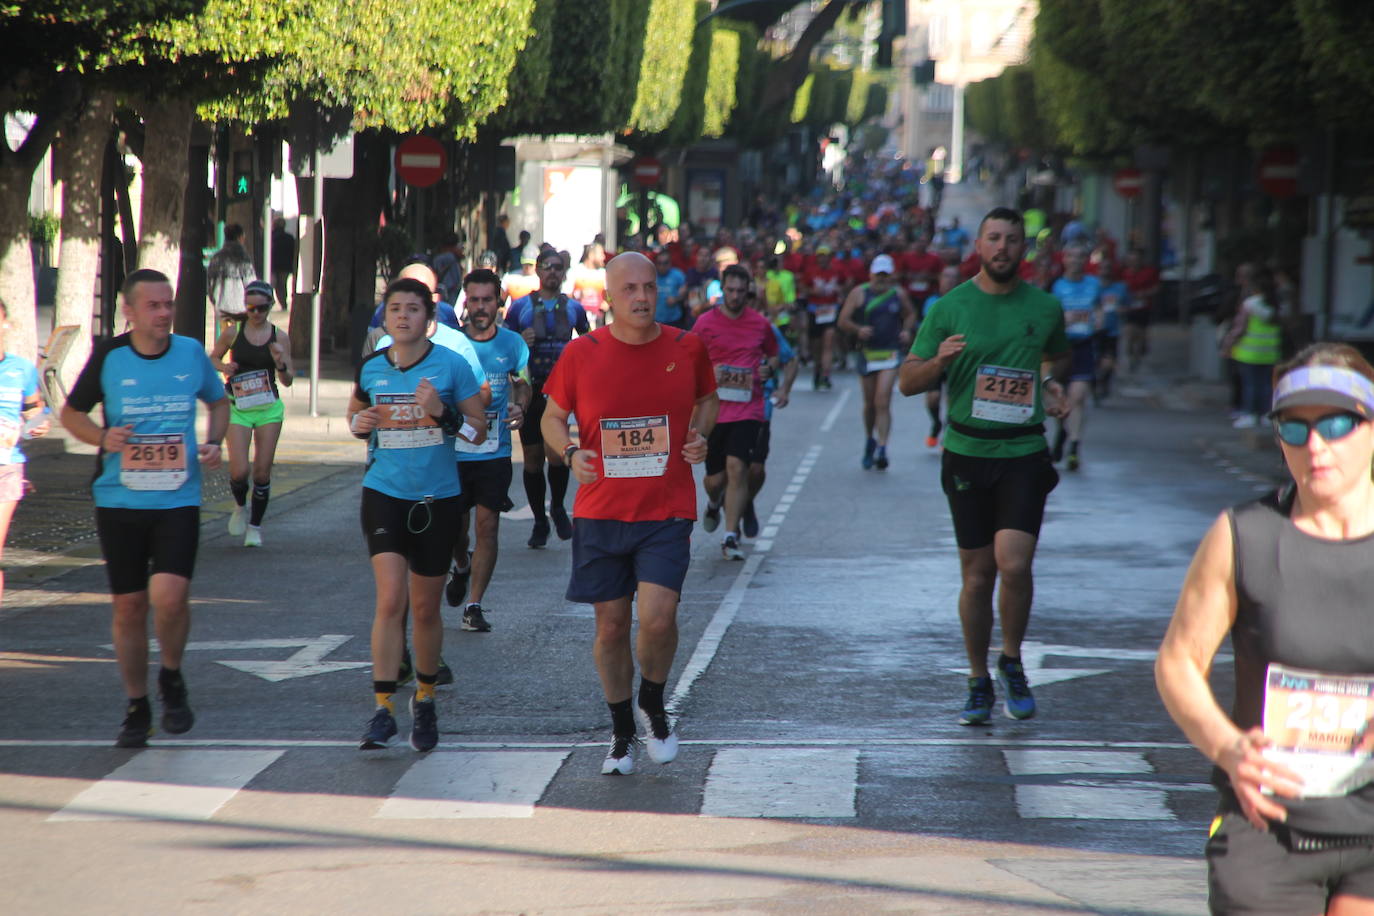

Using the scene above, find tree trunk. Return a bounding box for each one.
[53,89,114,389]
[135,96,194,279]
[0,162,38,362]
[759,0,853,114]
[176,137,212,343]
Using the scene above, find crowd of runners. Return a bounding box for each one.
[28,147,1374,913]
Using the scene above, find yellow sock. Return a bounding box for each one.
[415,681,436,703]
[375,692,395,713]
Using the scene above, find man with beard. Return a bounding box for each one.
[898,207,1070,727]
[446,269,531,632]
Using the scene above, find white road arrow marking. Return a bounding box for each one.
[105,635,371,683]
[953,640,1168,687]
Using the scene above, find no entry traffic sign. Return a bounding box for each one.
[1258,147,1300,199]
[1112,167,1144,199]
[395,136,447,188]
[632,157,662,188]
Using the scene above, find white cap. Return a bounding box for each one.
[869,254,896,275]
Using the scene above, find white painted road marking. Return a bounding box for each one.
[818,388,851,433]
[48,749,283,822]
[701,748,858,819]
[1004,749,1183,821]
[376,750,568,819]
[103,636,371,682]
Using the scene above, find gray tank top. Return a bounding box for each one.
[1226,487,1374,835]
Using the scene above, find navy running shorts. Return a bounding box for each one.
[566,517,693,604]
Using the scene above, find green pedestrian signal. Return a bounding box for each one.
[234,174,251,197]
[230,149,255,200]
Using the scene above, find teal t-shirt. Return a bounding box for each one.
[911,279,1069,458]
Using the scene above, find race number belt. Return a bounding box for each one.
[863,349,898,372]
[971,365,1036,424]
[229,369,276,409]
[812,303,838,324]
[715,364,755,403]
[374,393,442,450]
[1262,663,1374,797]
[120,433,188,491]
[455,409,500,455]
[600,415,669,478]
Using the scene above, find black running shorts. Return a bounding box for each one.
[752,421,771,464]
[456,457,515,513]
[518,386,548,446]
[705,420,763,476]
[95,506,201,595]
[359,488,462,577]
[940,449,1058,550]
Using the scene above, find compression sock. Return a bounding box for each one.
[373,680,397,713]
[250,481,270,526]
[548,464,571,512]
[415,671,437,703]
[608,698,636,737]
[523,470,547,522]
[637,677,667,717]
[229,476,249,507]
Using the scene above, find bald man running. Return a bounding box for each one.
[542,252,719,776]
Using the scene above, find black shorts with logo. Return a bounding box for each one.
[95,506,201,595]
[456,457,515,513]
[359,488,462,577]
[940,449,1058,550]
[706,420,763,476]
[518,385,548,447]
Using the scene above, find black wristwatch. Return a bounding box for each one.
[562,443,579,464]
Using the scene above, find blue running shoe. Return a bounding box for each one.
[862,437,876,469]
[409,697,438,752]
[959,676,995,726]
[996,654,1036,720]
[360,707,398,750]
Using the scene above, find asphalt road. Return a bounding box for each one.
[0,367,1267,915]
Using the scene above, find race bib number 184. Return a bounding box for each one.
[600,415,669,478]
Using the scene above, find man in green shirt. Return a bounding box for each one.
[899,206,1070,727]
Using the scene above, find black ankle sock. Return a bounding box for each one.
[127,695,151,713]
[372,679,398,695]
[250,481,270,526]
[523,470,547,522]
[637,677,666,716]
[230,477,249,507]
[608,699,635,737]
[158,666,182,688]
[927,403,941,424]
[548,464,570,512]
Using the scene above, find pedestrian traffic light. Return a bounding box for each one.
[912,60,936,85]
[230,150,253,201]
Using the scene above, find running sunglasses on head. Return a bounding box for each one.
[1273,412,1365,447]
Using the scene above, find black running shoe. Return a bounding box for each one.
[158,673,194,735]
[115,701,152,748]
[409,697,438,752]
[742,501,759,539]
[436,658,454,685]
[398,648,415,686]
[445,560,471,608]
[462,603,492,632]
[551,506,573,541]
[528,518,550,549]
[360,707,398,750]
[874,446,889,470]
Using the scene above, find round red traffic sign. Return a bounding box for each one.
[395,136,447,188]
[632,157,661,188]
[1112,167,1144,199]
[1258,146,1300,198]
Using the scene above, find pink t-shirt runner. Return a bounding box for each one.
[690,307,780,423]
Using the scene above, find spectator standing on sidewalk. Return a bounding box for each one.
[207,224,256,329]
[270,218,295,310]
[1223,265,1282,429]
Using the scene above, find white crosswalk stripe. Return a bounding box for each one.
[1004,749,1176,820]
[47,749,284,822]
[376,750,569,819]
[700,748,859,818]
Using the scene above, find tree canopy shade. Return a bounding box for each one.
[663,1,715,148]
[627,0,699,134]
[1297,0,1374,124]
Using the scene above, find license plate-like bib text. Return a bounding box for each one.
[375,394,442,449]
[121,433,188,491]
[971,365,1035,424]
[600,415,669,478]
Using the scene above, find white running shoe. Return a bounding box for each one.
[228,506,246,536]
[721,533,744,561]
[244,525,263,548]
[634,705,679,764]
[601,734,637,775]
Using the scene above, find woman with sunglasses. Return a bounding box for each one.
[209,279,293,547]
[1158,342,1374,915]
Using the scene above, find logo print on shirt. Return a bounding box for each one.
[1025,323,1037,339]
[122,378,137,387]
[374,379,389,387]
[666,362,676,373]
[174,373,190,381]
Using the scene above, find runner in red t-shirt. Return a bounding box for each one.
[541,252,718,777]
[691,263,780,560]
[803,247,847,389]
[901,236,944,305]
[1119,248,1160,372]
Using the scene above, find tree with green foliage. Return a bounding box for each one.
[1296,0,1374,125]
[703,23,743,138]
[627,0,699,134]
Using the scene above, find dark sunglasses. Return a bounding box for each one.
[1273,412,1365,447]
[244,304,271,314]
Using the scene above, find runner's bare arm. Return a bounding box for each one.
[59,405,130,452]
[346,393,381,439]
[455,392,487,445]
[690,391,719,440]
[208,325,238,375]
[540,395,597,485]
[836,286,866,337]
[198,397,229,468]
[898,334,964,397]
[897,290,917,343]
[1156,513,1301,827]
[269,328,294,387]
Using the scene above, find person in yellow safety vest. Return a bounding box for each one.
[1225,266,1282,429]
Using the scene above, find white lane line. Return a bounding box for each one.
[760,525,779,538]
[48,749,283,822]
[1004,749,1176,821]
[701,747,858,818]
[669,446,821,713]
[376,750,568,819]
[818,388,852,433]
[766,514,785,525]
[2,737,1198,750]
